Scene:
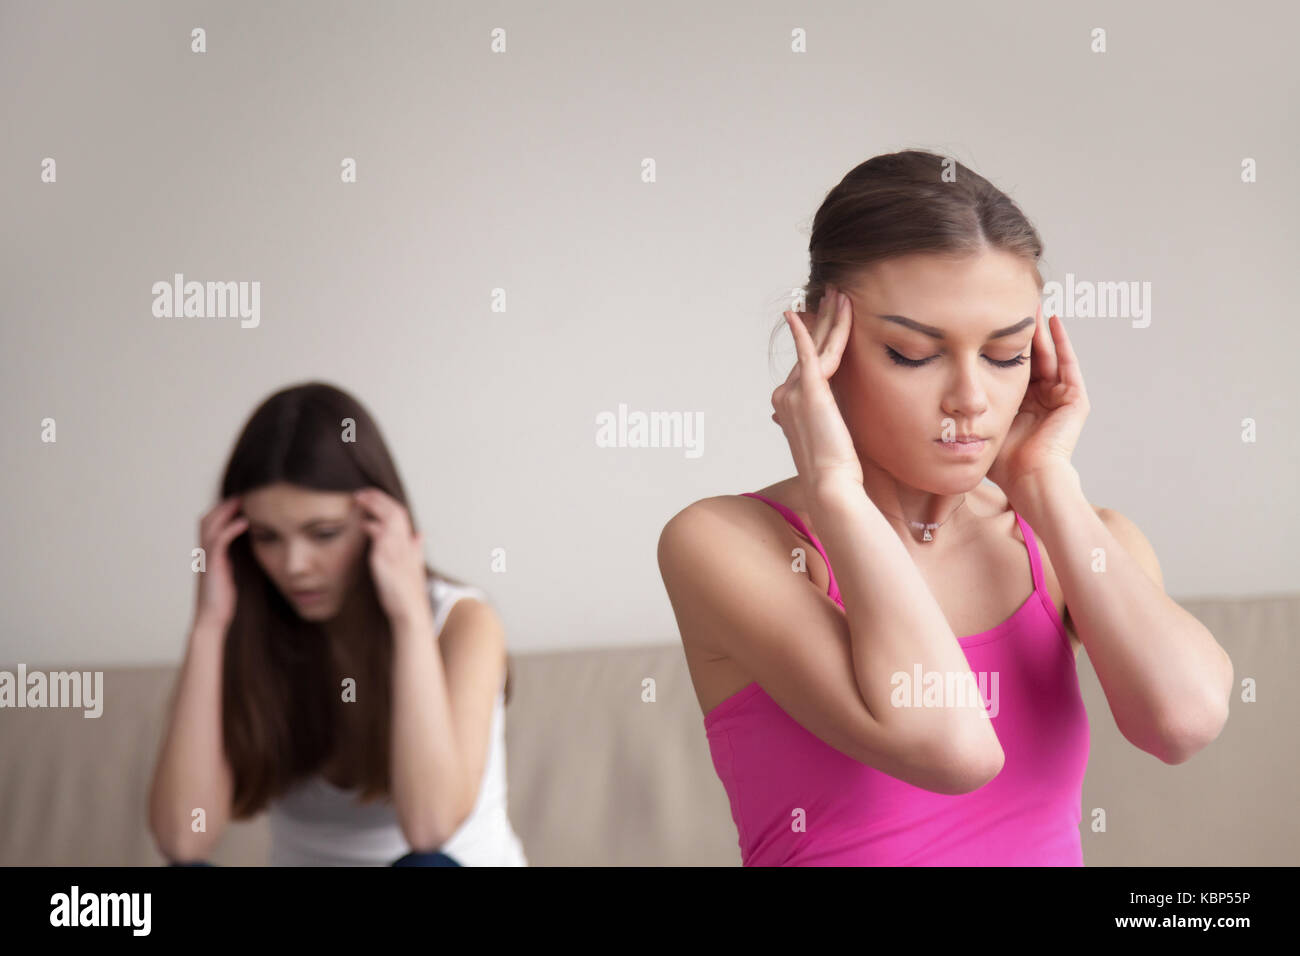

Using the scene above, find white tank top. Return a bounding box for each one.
[267,578,528,866]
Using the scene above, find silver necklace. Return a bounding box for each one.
[874,494,968,542]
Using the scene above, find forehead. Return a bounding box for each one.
[851,250,1039,321]
[241,483,354,521]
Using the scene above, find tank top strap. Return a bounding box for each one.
[741,492,842,605]
[1012,511,1049,597]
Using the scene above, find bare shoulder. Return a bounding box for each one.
[659,486,805,563]
[658,489,806,655]
[437,593,506,657]
[659,494,764,579]
[659,490,777,542]
[661,493,741,527]
[439,593,500,633]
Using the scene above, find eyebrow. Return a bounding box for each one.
[247,518,344,532]
[875,314,1035,340]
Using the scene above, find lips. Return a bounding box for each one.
[934,436,987,458]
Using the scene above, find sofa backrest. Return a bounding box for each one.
[1,594,1294,865]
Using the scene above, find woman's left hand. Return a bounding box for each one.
[354,487,431,626]
[986,306,1091,503]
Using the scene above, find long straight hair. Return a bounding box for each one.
[217,381,510,819]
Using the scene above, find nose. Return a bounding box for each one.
[285,537,314,577]
[940,357,990,421]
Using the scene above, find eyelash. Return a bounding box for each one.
[885,347,1028,369]
[252,530,341,544]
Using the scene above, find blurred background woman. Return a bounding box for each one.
[148,381,528,866]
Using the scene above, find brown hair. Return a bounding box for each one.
[217,381,511,819]
[771,148,1045,374]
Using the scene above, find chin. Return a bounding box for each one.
[289,601,335,621]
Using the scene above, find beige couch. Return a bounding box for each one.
[3,594,1295,866]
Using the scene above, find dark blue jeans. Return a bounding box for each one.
[170,850,461,866]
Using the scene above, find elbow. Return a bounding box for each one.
[400,800,471,855]
[396,765,478,853]
[1152,700,1229,766]
[401,828,445,856]
[902,729,1005,795]
[944,745,1005,793]
[148,791,222,863]
[148,799,187,862]
[401,814,461,855]
[1153,732,1203,767]
[150,817,213,864]
[945,718,1007,792]
[147,821,178,862]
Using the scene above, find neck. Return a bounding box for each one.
[860,462,980,545]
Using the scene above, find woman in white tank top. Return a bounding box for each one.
[148,383,528,866]
[267,578,528,866]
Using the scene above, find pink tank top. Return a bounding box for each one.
[703,491,1090,866]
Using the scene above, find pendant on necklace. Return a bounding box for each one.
[922,528,933,541]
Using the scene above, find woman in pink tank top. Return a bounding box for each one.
[686,151,1098,866]
[706,491,1089,866]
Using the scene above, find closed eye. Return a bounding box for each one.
[885,346,1028,369]
[251,529,342,543]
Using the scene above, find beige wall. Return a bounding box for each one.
[2,0,1296,666]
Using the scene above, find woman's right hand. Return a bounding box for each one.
[771,283,864,491]
[194,496,249,631]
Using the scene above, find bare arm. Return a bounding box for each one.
[1013,467,1232,763]
[807,475,1004,776]
[388,601,480,851]
[147,616,234,862]
[148,496,245,863]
